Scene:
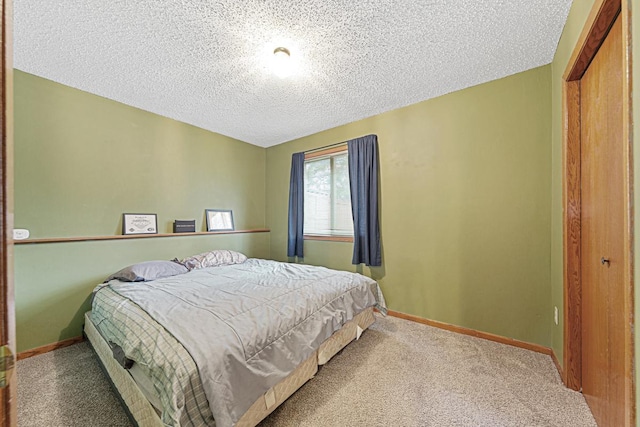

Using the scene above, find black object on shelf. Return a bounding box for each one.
[173,220,196,233]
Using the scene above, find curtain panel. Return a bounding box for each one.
[348,135,382,266]
[287,152,305,258]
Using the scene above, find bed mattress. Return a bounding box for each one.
[86,307,376,427]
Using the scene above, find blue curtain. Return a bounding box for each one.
[287,152,305,258]
[348,135,381,266]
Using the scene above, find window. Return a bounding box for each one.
[304,147,353,241]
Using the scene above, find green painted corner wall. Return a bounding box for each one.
[266,65,552,347]
[14,70,269,352]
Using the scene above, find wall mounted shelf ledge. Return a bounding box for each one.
[14,228,270,244]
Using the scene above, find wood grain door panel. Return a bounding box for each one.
[580,14,624,427]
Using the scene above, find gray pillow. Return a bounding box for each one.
[106,260,188,282]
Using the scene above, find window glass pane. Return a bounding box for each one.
[333,153,353,235]
[304,151,353,237]
[304,158,331,235]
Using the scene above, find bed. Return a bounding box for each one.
[85,255,386,427]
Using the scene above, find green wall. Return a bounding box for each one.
[14,71,269,352]
[266,66,552,347]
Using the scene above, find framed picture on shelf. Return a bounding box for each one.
[205,209,234,232]
[122,213,158,235]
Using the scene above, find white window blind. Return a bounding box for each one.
[304,151,353,237]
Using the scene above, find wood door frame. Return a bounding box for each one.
[0,0,13,425]
[562,0,634,424]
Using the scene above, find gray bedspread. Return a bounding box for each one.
[107,258,386,427]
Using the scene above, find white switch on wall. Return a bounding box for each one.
[13,229,29,240]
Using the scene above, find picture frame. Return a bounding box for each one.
[205,209,235,232]
[122,213,158,235]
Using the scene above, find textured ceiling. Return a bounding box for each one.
[14,0,572,147]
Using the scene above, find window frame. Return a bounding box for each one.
[303,145,354,243]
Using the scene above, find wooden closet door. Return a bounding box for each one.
[579,14,624,427]
[0,0,14,423]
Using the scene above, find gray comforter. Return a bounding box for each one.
[108,258,386,427]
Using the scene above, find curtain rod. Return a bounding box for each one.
[303,140,347,154]
[303,134,375,154]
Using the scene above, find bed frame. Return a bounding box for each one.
[84,307,375,427]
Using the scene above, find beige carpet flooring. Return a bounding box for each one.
[18,315,597,427]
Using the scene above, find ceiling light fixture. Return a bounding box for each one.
[272,47,292,78]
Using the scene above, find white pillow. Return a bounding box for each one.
[180,250,247,271]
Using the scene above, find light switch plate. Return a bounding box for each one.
[13,229,29,240]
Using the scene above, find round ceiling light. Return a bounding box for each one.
[272,47,292,78]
